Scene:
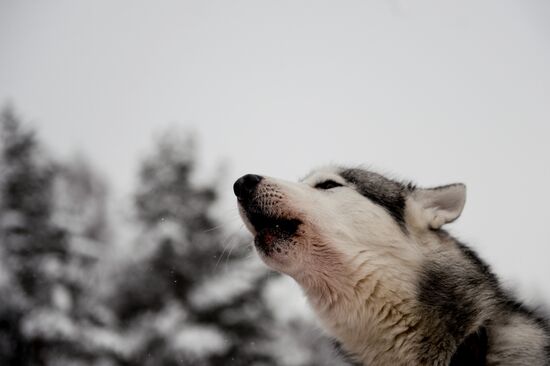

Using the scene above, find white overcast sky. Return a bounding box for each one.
[1,0,549,303]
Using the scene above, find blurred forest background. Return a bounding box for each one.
[0,105,347,366]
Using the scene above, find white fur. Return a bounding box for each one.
[239,167,429,365]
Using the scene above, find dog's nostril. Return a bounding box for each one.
[233,174,263,199]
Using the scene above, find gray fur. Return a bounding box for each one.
[340,168,550,365]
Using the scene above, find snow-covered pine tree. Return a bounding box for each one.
[106,129,282,365]
[53,155,110,244]
[0,107,115,365]
[0,106,71,365]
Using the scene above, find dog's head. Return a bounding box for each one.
[233,166,466,282]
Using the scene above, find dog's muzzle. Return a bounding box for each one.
[233,174,301,254]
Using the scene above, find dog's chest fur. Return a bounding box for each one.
[300,231,495,365]
[315,276,423,365]
[300,237,430,365]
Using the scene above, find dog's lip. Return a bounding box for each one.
[250,214,301,254]
[237,196,302,246]
[239,203,300,234]
[250,214,301,235]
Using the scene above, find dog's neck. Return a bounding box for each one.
[294,237,428,366]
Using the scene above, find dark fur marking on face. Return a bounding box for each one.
[340,168,414,229]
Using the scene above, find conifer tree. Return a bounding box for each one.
[0,106,69,364]
[108,130,279,365]
[0,107,112,365]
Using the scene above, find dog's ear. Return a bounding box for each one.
[411,184,466,229]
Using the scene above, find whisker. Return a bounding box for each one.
[215,227,244,270]
[223,224,246,268]
[203,215,241,233]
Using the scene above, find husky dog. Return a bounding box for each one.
[233,167,550,366]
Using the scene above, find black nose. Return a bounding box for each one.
[233,174,263,200]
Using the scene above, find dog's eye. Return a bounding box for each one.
[314,180,343,190]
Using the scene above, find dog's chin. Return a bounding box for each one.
[250,222,301,276]
[253,223,298,256]
[253,232,300,274]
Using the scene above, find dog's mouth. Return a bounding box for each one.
[242,207,301,254]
